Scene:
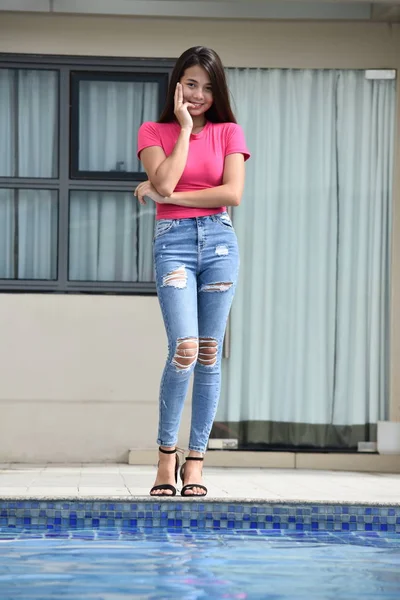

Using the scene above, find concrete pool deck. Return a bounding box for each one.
[0,464,399,504]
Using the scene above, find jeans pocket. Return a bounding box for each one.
[215,212,234,229]
[154,219,174,239]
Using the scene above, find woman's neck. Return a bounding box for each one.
[192,117,206,129]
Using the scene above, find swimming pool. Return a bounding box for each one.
[1,528,400,599]
[1,500,399,599]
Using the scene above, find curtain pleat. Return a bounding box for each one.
[215,69,395,448]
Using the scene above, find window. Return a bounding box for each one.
[0,189,58,280]
[0,68,58,178]
[70,72,162,180]
[0,55,171,293]
[69,191,153,283]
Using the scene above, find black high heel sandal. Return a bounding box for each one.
[180,456,208,497]
[150,447,179,496]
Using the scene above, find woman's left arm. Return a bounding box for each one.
[168,153,245,208]
[134,153,246,207]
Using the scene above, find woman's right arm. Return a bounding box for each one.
[139,83,194,198]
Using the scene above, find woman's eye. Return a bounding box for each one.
[187,83,195,88]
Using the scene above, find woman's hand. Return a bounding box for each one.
[134,180,168,205]
[174,83,194,131]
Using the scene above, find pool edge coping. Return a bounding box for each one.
[1,495,399,506]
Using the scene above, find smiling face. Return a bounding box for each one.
[179,65,214,119]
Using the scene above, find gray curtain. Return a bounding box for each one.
[0,69,58,280]
[213,69,395,449]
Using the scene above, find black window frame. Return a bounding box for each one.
[70,70,168,180]
[0,53,173,295]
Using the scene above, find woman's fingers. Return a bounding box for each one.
[177,82,183,104]
[134,184,146,205]
[138,195,146,205]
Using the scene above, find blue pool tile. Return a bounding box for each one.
[0,500,399,535]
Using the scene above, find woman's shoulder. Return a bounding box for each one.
[208,121,250,159]
[209,121,244,135]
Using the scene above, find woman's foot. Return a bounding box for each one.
[180,452,207,496]
[150,447,178,496]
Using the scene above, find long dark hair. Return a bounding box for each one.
[158,46,237,124]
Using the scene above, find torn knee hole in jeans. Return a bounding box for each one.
[200,282,233,293]
[172,337,198,370]
[162,265,187,289]
[198,338,218,366]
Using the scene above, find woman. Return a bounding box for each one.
[135,46,250,497]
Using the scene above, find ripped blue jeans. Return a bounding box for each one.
[153,212,239,453]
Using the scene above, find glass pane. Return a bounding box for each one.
[78,79,158,173]
[0,69,58,178]
[0,189,58,280]
[69,191,155,282]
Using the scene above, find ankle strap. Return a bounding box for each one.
[159,447,176,455]
[186,456,204,461]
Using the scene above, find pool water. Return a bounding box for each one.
[1,528,399,599]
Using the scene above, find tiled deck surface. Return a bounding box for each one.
[0,464,399,504]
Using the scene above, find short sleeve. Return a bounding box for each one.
[225,123,251,161]
[137,122,162,159]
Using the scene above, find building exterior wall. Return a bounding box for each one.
[0,13,399,462]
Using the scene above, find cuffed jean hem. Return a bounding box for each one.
[188,445,208,453]
[157,439,178,448]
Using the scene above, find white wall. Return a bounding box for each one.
[0,295,195,461]
[0,13,399,462]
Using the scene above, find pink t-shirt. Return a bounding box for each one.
[137,120,250,220]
